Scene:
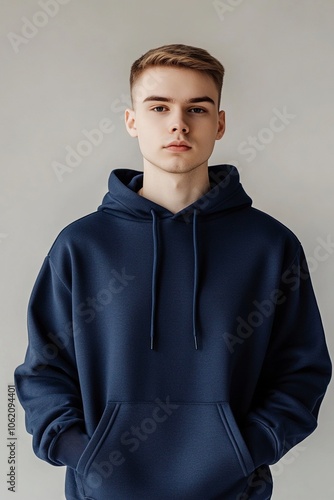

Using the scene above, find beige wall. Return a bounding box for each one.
[1,1,333,498]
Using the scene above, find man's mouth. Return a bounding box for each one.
[164,141,192,152]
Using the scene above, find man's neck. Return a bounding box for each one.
[138,163,211,214]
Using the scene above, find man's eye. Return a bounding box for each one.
[152,106,167,112]
[189,108,206,114]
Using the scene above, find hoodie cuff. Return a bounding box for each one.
[242,420,277,469]
[49,425,90,469]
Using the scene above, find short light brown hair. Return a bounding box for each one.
[130,44,225,107]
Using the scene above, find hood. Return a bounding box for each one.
[98,164,251,221]
[98,164,252,350]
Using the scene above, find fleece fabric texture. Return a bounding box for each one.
[15,164,331,500]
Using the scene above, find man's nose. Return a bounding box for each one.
[168,111,189,134]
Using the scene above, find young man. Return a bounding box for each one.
[15,44,331,500]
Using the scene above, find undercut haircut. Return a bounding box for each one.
[130,44,225,108]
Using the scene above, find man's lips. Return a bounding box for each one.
[164,141,192,152]
[165,145,191,152]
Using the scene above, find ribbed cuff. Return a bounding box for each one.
[49,425,90,469]
[241,420,277,469]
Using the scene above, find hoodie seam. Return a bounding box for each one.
[284,243,302,274]
[48,256,72,294]
[100,211,156,223]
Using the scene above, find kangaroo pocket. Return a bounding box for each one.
[76,400,255,500]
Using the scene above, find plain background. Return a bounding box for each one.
[1,0,333,498]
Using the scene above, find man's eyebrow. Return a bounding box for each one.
[187,96,216,105]
[142,95,216,105]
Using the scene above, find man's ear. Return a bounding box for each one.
[125,108,138,138]
[216,110,226,140]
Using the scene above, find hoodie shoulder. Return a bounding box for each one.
[46,210,113,286]
[48,211,107,257]
[246,206,303,265]
[249,207,301,241]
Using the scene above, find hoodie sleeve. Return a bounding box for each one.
[14,255,89,469]
[242,243,332,470]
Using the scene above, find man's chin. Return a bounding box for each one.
[145,160,206,175]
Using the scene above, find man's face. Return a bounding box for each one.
[125,66,225,175]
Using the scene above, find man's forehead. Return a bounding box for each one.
[132,66,218,103]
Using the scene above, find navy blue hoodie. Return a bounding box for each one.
[15,165,331,499]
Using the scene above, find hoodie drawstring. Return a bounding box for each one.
[149,208,199,350]
[150,209,159,350]
[192,209,199,350]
